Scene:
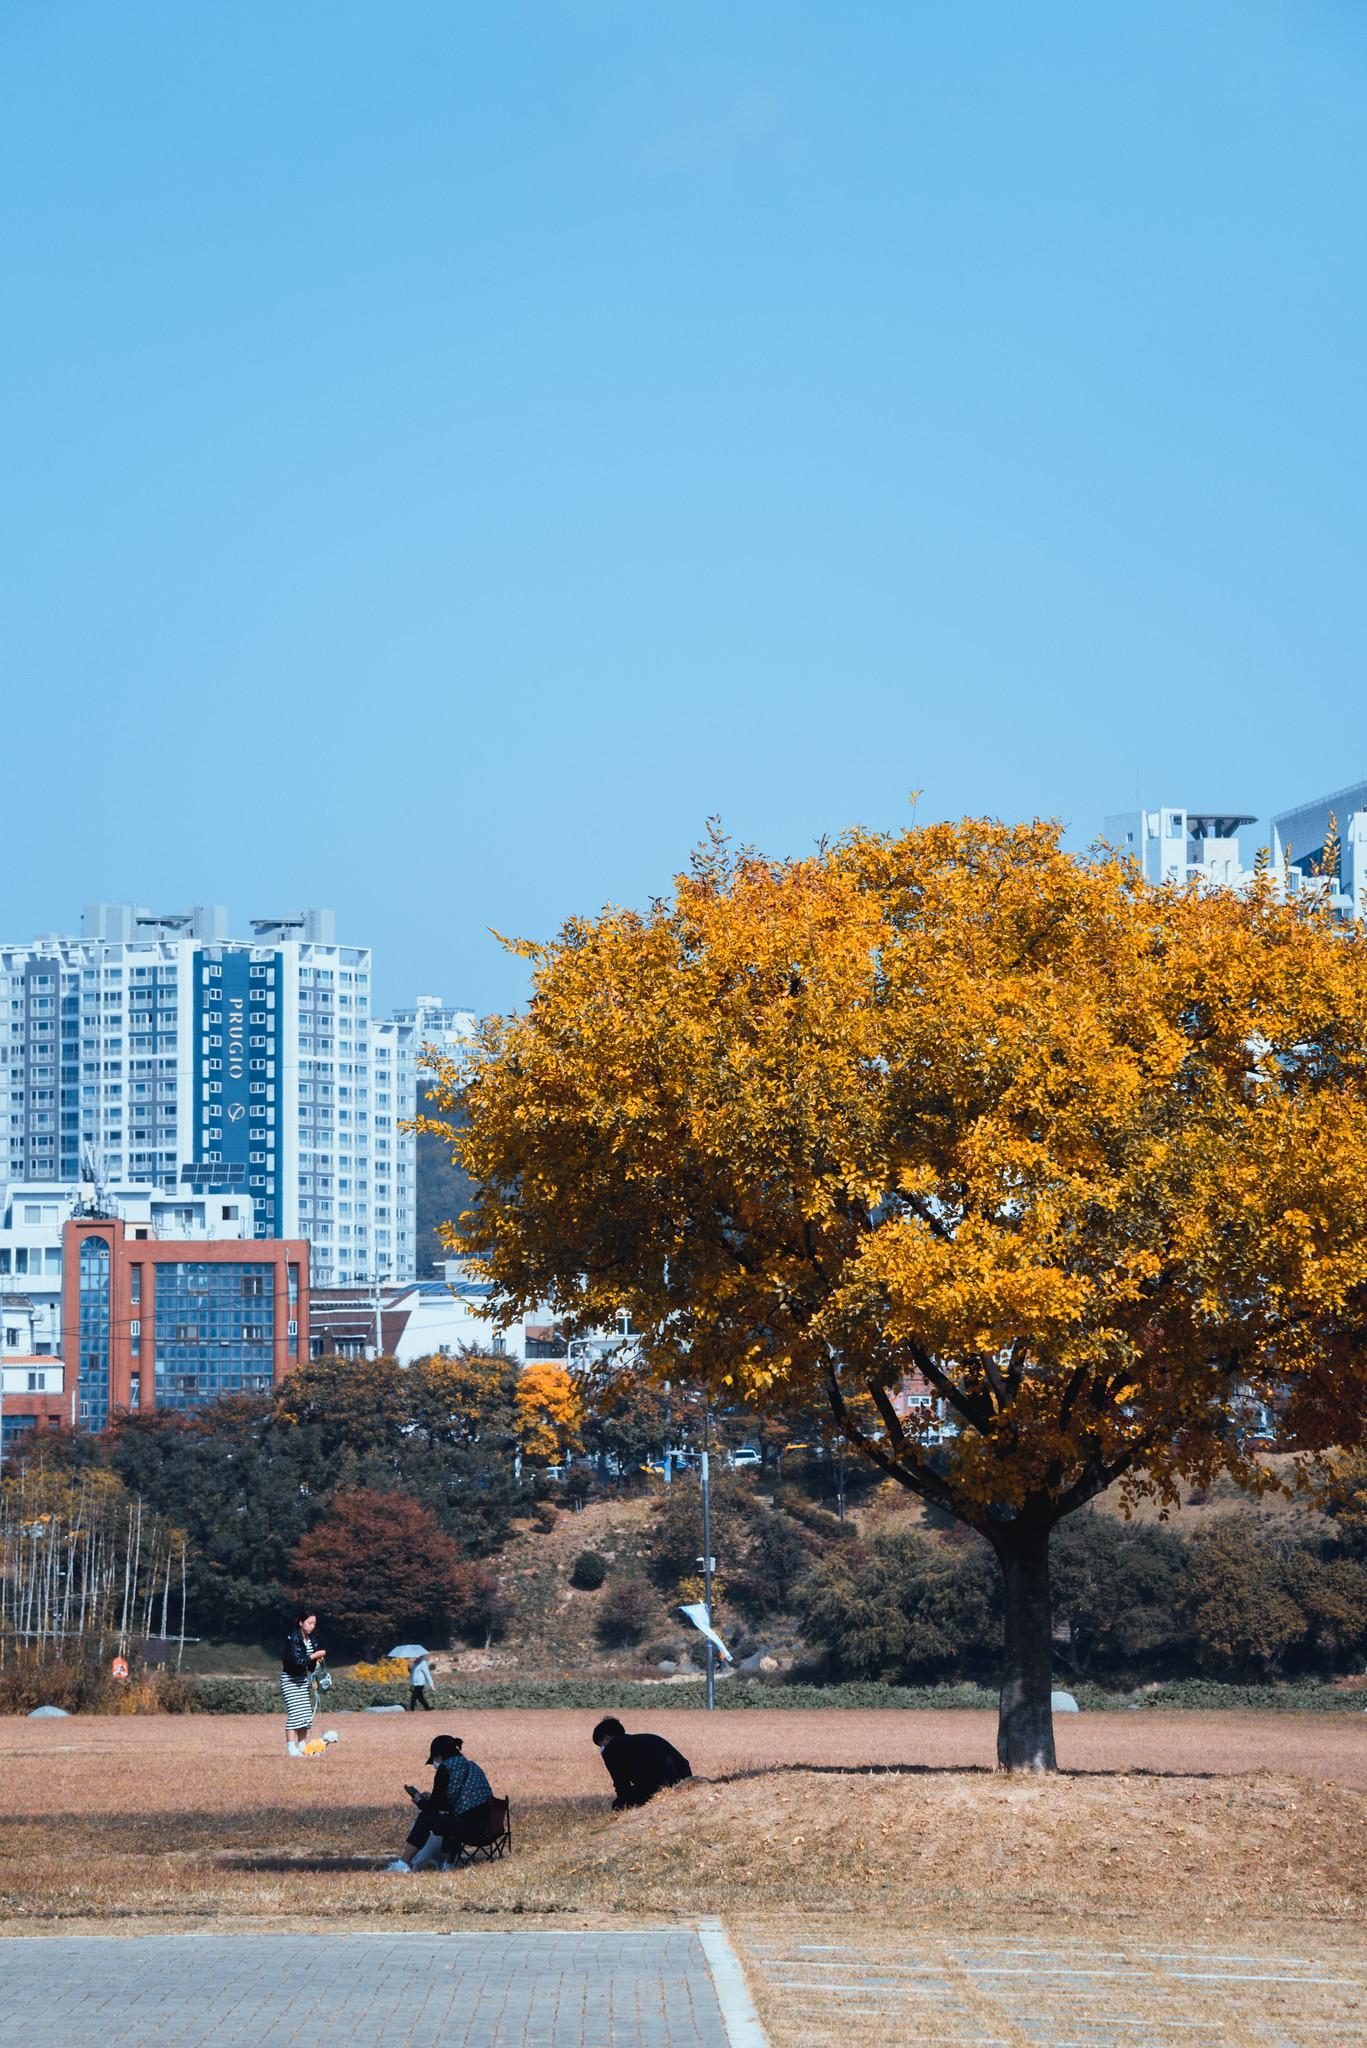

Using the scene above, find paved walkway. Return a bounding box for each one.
[0,1929,739,2048]
[742,1929,1367,2047]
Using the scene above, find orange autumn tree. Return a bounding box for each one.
[420,820,1367,1770]
[514,1362,585,1466]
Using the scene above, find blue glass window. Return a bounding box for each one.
[78,1236,112,1431]
[153,1262,276,1410]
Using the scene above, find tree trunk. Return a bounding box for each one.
[993,1523,1057,1773]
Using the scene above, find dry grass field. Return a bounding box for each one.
[5,1709,1366,2046]
[0,1707,1364,1932]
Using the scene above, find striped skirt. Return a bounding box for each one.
[280,1672,315,1728]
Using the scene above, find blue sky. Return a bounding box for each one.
[3,1,1365,1011]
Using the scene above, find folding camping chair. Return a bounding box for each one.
[455,1796,512,1864]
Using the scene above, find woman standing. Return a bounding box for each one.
[281,1611,327,1756]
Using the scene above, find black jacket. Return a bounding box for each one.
[600,1731,692,1809]
[282,1628,314,1680]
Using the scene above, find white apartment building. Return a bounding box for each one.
[0,906,422,1286]
[1105,790,1367,921]
[392,994,478,1105]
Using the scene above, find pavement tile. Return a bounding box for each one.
[0,1930,733,2048]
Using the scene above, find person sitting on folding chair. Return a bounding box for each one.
[385,1734,493,1873]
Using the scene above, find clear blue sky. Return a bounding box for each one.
[3,1,1364,1012]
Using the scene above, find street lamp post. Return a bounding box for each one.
[701,1402,715,1711]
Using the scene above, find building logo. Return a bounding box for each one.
[226,995,245,1081]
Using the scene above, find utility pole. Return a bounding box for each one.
[372,1267,383,1359]
[701,1401,715,1711]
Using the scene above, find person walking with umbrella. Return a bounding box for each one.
[394,1642,434,1711]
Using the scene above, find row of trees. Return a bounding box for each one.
[6,1351,692,1653]
[1,1465,187,1666]
[796,1498,1367,1685]
[11,1353,559,1644]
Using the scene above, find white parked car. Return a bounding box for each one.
[727,1446,762,1469]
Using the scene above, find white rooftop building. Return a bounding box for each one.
[1105,792,1367,922]
[0,1178,255,1358]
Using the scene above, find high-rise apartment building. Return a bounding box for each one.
[0,906,418,1286]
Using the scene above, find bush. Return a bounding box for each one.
[1050,1511,1189,1675]
[795,1526,999,1682]
[352,1658,410,1683]
[170,1672,1364,1713]
[595,1576,655,1648]
[0,1654,113,1716]
[187,1676,281,1712]
[1181,1513,1367,1677]
[0,1656,194,1715]
[570,1550,609,1591]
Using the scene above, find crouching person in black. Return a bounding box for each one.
[592,1716,692,1809]
[385,1734,492,1872]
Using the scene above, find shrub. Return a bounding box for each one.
[0,1656,196,1715]
[570,1550,609,1591]
[352,1658,410,1683]
[1181,1513,1367,1677]
[171,1672,1363,1713]
[595,1576,655,1648]
[187,1676,279,1713]
[1050,1511,1189,1675]
[0,1654,113,1716]
[795,1525,999,1682]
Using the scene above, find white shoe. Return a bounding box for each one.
[286,1744,302,1757]
[384,1860,412,1874]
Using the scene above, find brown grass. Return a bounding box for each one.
[2,1708,1365,1939]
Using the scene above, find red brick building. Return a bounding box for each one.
[63,1217,309,1430]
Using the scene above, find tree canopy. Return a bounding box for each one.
[287,1488,469,1655]
[424,818,1367,1767]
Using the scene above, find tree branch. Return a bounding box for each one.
[823,1367,965,1523]
[904,1337,995,1433]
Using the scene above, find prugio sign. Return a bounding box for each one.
[226,992,246,1081]
[196,949,281,1233]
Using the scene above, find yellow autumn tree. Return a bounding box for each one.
[514,1362,585,1465]
[420,819,1367,1770]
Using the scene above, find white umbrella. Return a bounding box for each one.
[389,1643,429,1659]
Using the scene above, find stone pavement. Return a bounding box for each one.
[0,1929,739,2048]
[742,1928,1367,2047]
